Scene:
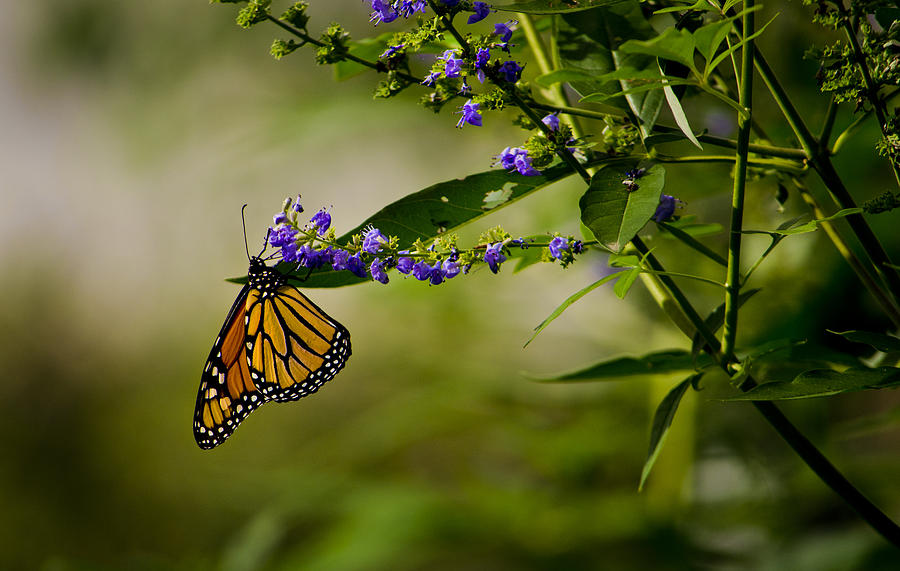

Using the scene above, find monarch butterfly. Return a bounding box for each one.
[193,232,351,450]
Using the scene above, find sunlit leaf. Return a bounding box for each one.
[580,161,665,252]
[660,62,702,149]
[639,374,699,491]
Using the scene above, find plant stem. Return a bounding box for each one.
[722,0,755,362]
[753,50,900,304]
[838,10,900,188]
[431,6,900,544]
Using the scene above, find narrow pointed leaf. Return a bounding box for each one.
[724,367,900,401]
[660,61,702,149]
[528,350,713,382]
[828,330,900,353]
[524,272,624,347]
[639,374,699,491]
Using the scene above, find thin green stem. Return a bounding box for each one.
[654,154,806,175]
[819,97,839,147]
[754,49,900,304]
[722,0,755,362]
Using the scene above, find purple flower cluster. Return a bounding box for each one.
[366,1,493,26]
[548,237,583,260]
[367,0,427,24]
[267,199,571,287]
[494,147,540,176]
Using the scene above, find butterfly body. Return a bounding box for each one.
[194,257,351,450]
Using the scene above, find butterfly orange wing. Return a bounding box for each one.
[245,284,351,403]
[193,286,267,449]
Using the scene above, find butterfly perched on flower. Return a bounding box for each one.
[193,230,351,450]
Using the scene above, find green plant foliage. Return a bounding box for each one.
[724,367,900,400]
[579,162,665,252]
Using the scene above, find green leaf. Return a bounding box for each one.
[528,350,713,382]
[580,161,665,253]
[723,367,900,400]
[653,0,716,15]
[639,374,699,491]
[618,27,697,74]
[524,272,624,347]
[613,266,640,298]
[232,164,578,288]
[555,1,665,126]
[692,7,762,64]
[706,14,779,76]
[493,0,627,14]
[743,208,864,236]
[659,60,702,149]
[828,330,900,353]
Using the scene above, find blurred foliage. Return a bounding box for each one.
[2,0,900,569]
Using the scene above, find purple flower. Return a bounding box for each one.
[572,240,584,254]
[421,71,441,87]
[292,198,304,213]
[362,227,388,253]
[498,60,523,82]
[380,44,404,59]
[269,225,297,248]
[440,49,463,78]
[542,113,560,131]
[474,47,490,83]
[299,244,329,268]
[330,248,350,271]
[653,194,680,222]
[273,212,288,225]
[369,0,399,24]
[456,99,483,128]
[468,2,491,24]
[548,236,569,260]
[347,253,367,278]
[398,1,427,17]
[494,147,540,176]
[494,20,516,43]
[429,262,445,285]
[412,260,433,281]
[484,242,506,273]
[510,238,529,248]
[310,209,331,235]
[370,258,389,284]
[442,259,460,278]
[459,79,471,95]
[396,256,415,274]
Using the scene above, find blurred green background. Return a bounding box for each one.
[3,1,900,569]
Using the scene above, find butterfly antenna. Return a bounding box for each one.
[241,204,252,261]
